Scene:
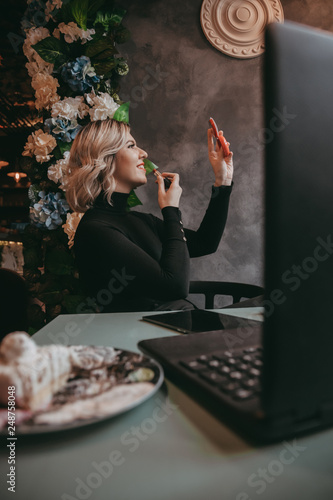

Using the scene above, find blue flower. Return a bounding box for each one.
[45,118,82,143]
[30,191,70,230]
[61,56,100,93]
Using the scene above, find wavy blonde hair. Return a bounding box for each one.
[65,119,130,212]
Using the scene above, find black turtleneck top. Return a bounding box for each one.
[74,184,232,312]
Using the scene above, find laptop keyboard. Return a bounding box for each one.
[179,346,262,401]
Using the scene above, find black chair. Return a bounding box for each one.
[189,281,264,309]
[0,268,29,340]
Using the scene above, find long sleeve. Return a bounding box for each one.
[74,185,232,311]
[184,183,233,257]
[74,205,190,304]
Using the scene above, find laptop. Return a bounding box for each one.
[138,21,333,443]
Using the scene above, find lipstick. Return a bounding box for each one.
[153,169,172,189]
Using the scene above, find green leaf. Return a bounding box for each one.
[53,141,71,161]
[27,327,38,336]
[59,0,92,29]
[23,248,40,269]
[112,6,127,24]
[94,47,118,60]
[143,159,158,174]
[85,35,115,58]
[93,58,117,75]
[71,0,89,30]
[27,184,41,204]
[58,141,72,156]
[62,294,95,314]
[87,0,105,17]
[94,11,113,31]
[115,58,129,76]
[94,8,126,30]
[32,36,67,66]
[45,249,74,276]
[58,1,73,24]
[114,26,131,44]
[113,102,130,124]
[39,291,63,305]
[127,190,142,208]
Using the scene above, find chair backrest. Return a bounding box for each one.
[0,268,29,340]
[189,281,264,309]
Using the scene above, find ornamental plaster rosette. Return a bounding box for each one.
[200,0,284,59]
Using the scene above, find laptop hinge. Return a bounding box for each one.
[257,410,294,427]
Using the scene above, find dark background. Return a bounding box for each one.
[1,0,333,303]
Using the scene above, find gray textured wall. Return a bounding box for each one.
[118,0,333,304]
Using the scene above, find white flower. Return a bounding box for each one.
[80,28,95,44]
[47,151,70,184]
[51,96,89,121]
[58,22,95,45]
[31,73,60,111]
[48,163,63,183]
[85,91,120,121]
[22,129,57,164]
[62,212,84,249]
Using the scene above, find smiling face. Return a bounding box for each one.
[113,133,148,193]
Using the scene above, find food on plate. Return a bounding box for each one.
[0,332,160,432]
[0,332,119,412]
[0,332,72,411]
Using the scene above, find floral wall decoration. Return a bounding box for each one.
[20,0,156,330]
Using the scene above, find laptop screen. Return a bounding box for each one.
[263,21,333,418]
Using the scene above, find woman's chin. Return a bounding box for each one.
[135,177,148,188]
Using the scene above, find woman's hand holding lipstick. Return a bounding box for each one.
[153,169,172,189]
[156,172,182,209]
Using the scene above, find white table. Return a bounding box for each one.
[1,309,333,500]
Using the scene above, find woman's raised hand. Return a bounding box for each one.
[156,172,182,209]
[207,128,233,187]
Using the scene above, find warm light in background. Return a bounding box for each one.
[7,172,27,183]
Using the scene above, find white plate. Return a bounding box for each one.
[5,347,163,435]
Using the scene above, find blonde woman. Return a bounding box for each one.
[66,119,233,312]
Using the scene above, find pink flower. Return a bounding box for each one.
[31,73,60,111]
[57,22,95,44]
[22,129,57,163]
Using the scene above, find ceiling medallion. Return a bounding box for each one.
[200,0,284,59]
